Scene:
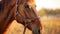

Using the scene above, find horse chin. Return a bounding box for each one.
[27,23,40,34]
[38,29,40,34]
[31,25,40,34]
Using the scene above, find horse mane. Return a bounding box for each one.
[0,0,3,11]
[0,0,11,11]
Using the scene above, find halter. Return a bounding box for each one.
[16,0,39,34]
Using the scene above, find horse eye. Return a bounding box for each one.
[24,4,29,8]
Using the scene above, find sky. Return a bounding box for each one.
[35,0,60,11]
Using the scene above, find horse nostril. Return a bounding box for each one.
[38,29,40,33]
[38,29,40,34]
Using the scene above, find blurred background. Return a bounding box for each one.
[5,0,60,34]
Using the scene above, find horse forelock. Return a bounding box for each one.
[27,0,35,6]
[27,0,34,3]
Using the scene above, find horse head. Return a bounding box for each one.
[15,0,42,34]
[0,0,42,34]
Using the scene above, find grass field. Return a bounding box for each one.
[41,16,60,34]
[5,16,60,34]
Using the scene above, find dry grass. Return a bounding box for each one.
[5,20,32,34]
[5,16,60,34]
[41,16,60,34]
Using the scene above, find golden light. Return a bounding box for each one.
[35,0,60,11]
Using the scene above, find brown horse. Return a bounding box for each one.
[0,0,42,34]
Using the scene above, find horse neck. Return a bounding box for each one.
[0,0,15,22]
[0,0,15,34]
[0,7,15,33]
